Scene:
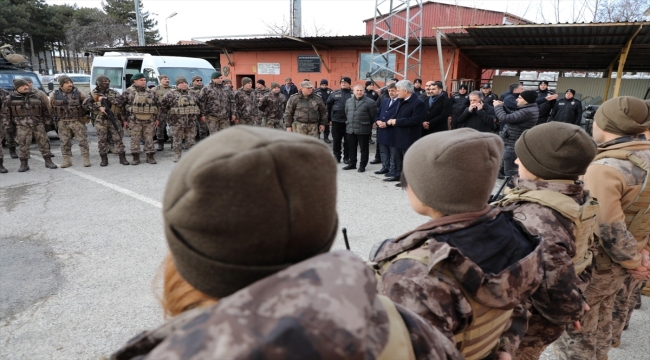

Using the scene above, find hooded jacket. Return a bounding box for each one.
[107,251,463,360]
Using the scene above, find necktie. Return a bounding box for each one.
[429,96,434,107]
[389,99,394,107]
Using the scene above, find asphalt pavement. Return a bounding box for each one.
[0,126,648,359]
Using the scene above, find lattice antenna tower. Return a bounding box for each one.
[290,0,302,37]
[368,0,423,82]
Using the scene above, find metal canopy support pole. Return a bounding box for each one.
[436,30,446,87]
[368,0,423,82]
[613,25,643,98]
[134,0,145,46]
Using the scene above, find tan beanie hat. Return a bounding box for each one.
[403,128,504,214]
[595,96,650,136]
[516,122,597,180]
[163,127,339,299]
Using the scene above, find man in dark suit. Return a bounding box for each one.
[280,77,298,98]
[375,82,399,176]
[421,81,452,136]
[384,80,426,186]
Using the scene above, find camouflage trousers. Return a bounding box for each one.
[130,122,156,154]
[264,118,283,130]
[16,125,50,159]
[58,120,89,156]
[643,280,650,296]
[0,124,4,158]
[170,125,196,156]
[2,127,17,158]
[514,309,565,360]
[156,117,167,140]
[611,275,644,346]
[96,123,125,155]
[292,122,318,137]
[238,117,256,126]
[206,117,230,134]
[555,265,627,360]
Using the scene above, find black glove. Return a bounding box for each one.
[44,124,53,132]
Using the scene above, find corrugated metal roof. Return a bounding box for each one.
[444,22,650,71]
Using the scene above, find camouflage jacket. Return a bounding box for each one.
[107,251,463,360]
[1,89,51,128]
[122,85,159,124]
[372,206,544,347]
[284,92,327,127]
[584,136,650,268]
[159,88,202,128]
[497,178,590,353]
[258,91,287,120]
[198,82,234,120]
[234,88,256,120]
[154,85,173,121]
[49,87,87,121]
[190,85,203,97]
[252,88,271,118]
[82,87,125,127]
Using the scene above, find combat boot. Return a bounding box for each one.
[118,152,130,165]
[82,154,91,167]
[43,155,58,169]
[156,139,164,151]
[173,152,181,163]
[100,154,109,167]
[0,158,7,173]
[146,153,157,164]
[131,153,140,165]
[18,158,29,172]
[9,146,18,159]
[60,155,73,168]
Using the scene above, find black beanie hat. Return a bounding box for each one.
[414,78,422,84]
[539,80,549,85]
[163,127,338,299]
[566,89,576,95]
[320,79,328,85]
[520,90,537,104]
[257,79,265,86]
[365,81,373,87]
[341,77,351,85]
[515,122,597,180]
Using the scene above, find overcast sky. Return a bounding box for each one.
[46,0,599,43]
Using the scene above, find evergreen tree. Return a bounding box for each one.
[102,0,161,45]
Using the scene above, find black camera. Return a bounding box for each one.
[584,105,600,120]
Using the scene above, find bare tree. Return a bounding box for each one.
[596,0,650,22]
[262,16,335,37]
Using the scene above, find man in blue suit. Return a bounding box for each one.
[384,80,426,186]
[375,82,399,176]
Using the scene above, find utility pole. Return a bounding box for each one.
[134,0,146,46]
[290,0,302,37]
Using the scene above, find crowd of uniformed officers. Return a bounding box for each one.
[1,69,650,360]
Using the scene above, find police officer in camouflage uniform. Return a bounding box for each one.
[25,77,56,158]
[258,82,286,129]
[105,127,463,360]
[494,122,597,360]
[198,71,235,134]
[372,128,545,360]
[253,79,270,126]
[0,78,58,172]
[284,81,327,137]
[556,96,650,360]
[122,73,159,165]
[159,76,204,162]
[189,75,208,139]
[234,77,256,126]
[0,87,9,173]
[154,75,173,151]
[314,78,333,142]
[50,75,91,168]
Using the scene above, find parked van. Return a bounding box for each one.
[90,53,215,94]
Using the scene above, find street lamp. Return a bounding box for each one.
[166,12,178,44]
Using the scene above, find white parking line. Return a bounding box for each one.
[30,153,163,209]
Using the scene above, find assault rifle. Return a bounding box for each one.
[342,227,351,250]
[488,176,511,203]
[100,98,120,133]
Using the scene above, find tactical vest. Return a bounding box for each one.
[495,189,599,274]
[593,150,650,268]
[170,91,200,115]
[128,89,158,120]
[373,242,511,360]
[376,295,416,360]
[93,91,121,116]
[52,89,83,119]
[155,86,171,99]
[9,93,42,119]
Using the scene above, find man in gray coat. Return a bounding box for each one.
[344,84,377,172]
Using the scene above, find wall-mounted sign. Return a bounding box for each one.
[297,55,321,73]
[257,63,281,75]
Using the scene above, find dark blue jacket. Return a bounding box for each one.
[391,95,426,150]
[280,83,298,98]
[375,97,399,145]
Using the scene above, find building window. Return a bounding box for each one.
[359,53,396,80]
